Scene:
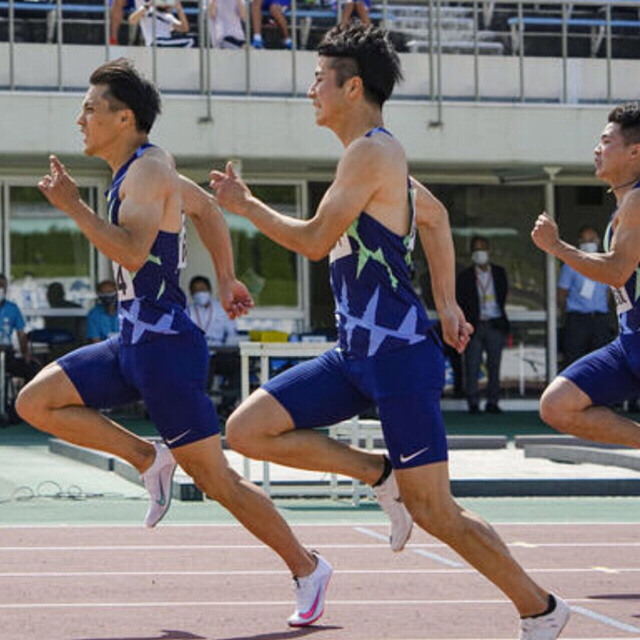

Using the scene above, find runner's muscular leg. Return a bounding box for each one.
[171,434,316,577]
[16,363,155,473]
[396,461,549,618]
[225,389,384,485]
[540,376,640,448]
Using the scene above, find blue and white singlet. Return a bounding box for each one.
[603,180,640,335]
[328,127,434,359]
[106,143,193,345]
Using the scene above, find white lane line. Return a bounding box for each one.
[0,521,639,529]
[571,605,640,633]
[2,566,640,578]
[0,543,396,551]
[412,549,464,568]
[507,542,640,548]
[355,526,465,568]
[2,540,640,552]
[352,527,389,543]
[0,597,621,610]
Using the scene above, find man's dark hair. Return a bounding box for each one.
[189,275,212,293]
[608,102,640,146]
[578,225,598,237]
[90,58,161,134]
[317,22,402,108]
[97,279,116,292]
[470,235,489,252]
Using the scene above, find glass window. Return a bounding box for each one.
[414,182,548,398]
[8,185,95,309]
[416,183,547,312]
[217,183,301,308]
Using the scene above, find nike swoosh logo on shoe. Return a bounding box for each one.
[399,447,430,464]
[156,482,166,507]
[299,588,322,620]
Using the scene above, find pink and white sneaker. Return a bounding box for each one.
[141,442,177,528]
[287,553,333,627]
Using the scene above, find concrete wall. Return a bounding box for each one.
[0,44,635,176]
[0,86,614,175]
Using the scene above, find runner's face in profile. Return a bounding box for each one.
[594,122,635,182]
[76,84,127,158]
[308,56,346,128]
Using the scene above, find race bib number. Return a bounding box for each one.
[611,285,632,315]
[329,233,352,264]
[114,262,135,301]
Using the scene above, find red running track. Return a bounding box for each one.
[0,522,639,639]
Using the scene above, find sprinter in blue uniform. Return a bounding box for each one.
[16,58,332,627]
[212,22,569,639]
[533,103,640,454]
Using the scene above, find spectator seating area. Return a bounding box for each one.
[0,0,639,58]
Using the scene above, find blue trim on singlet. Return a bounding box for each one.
[604,180,640,335]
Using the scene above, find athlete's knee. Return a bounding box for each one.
[225,412,254,455]
[179,457,214,493]
[404,493,461,542]
[539,381,575,431]
[539,387,560,427]
[225,407,273,458]
[15,376,50,424]
[181,457,235,503]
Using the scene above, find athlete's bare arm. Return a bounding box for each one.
[38,153,174,273]
[532,190,640,287]
[411,177,472,353]
[179,174,253,319]
[210,138,387,261]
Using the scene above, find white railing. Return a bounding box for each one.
[238,340,383,503]
[1,0,639,104]
[238,340,334,493]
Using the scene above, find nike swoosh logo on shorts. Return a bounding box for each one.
[399,447,430,464]
[166,429,191,446]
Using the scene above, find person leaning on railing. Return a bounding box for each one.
[128,0,194,47]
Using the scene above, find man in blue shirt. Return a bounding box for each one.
[86,279,119,343]
[0,274,40,423]
[557,225,612,366]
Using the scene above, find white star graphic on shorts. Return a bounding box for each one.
[336,281,425,356]
[120,299,179,344]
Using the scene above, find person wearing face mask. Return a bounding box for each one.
[86,280,120,344]
[557,226,612,367]
[188,275,239,349]
[456,235,510,414]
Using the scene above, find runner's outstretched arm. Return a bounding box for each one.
[411,177,472,354]
[180,174,253,319]
[39,154,166,272]
[532,192,640,287]
[210,141,379,261]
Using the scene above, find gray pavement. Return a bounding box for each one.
[2,427,640,525]
[1,425,640,505]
